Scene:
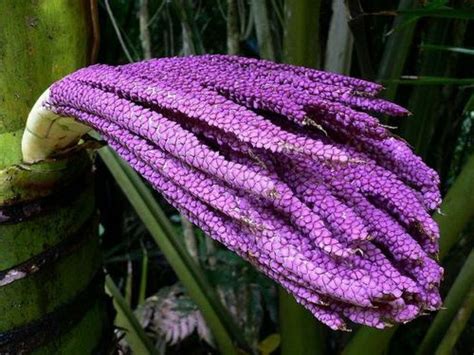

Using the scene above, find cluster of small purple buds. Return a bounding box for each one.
[46,55,442,330]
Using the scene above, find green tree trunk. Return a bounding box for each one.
[0,1,112,353]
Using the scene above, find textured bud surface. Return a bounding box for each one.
[36,55,442,330]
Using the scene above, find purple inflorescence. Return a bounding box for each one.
[45,55,442,330]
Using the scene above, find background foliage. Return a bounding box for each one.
[94,0,473,354]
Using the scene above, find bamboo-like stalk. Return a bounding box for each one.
[417,250,474,355]
[227,0,240,55]
[174,0,205,55]
[343,151,474,355]
[251,0,275,60]
[0,1,112,352]
[436,153,474,258]
[434,285,474,355]
[283,0,321,67]
[139,0,152,59]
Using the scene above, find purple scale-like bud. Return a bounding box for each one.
[67,65,353,164]
[197,54,384,95]
[351,136,441,210]
[120,58,389,138]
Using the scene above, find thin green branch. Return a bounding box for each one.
[434,285,474,355]
[105,275,158,355]
[104,0,134,63]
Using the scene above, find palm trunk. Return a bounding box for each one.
[0,1,112,353]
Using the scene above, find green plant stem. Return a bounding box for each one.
[99,147,249,354]
[105,275,158,354]
[227,0,240,55]
[343,151,474,355]
[417,249,474,355]
[283,0,321,67]
[251,0,275,60]
[174,0,205,55]
[139,0,152,59]
[434,285,474,355]
[436,153,474,258]
[279,288,326,355]
[138,245,149,305]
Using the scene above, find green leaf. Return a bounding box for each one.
[397,8,474,20]
[384,76,474,86]
[105,275,158,355]
[421,44,474,56]
[377,0,420,101]
[99,147,249,354]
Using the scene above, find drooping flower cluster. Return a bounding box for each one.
[45,55,442,330]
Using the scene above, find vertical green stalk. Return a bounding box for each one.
[251,0,275,60]
[435,153,474,259]
[106,275,158,354]
[343,151,474,355]
[434,285,474,355]
[174,0,205,55]
[227,0,240,55]
[283,0,321,67]
[417,250,474,355]
[139,0,152,59]
[279,2,326,354]
[0,1,112,352]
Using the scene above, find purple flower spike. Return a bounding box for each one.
[39,55,442,330]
